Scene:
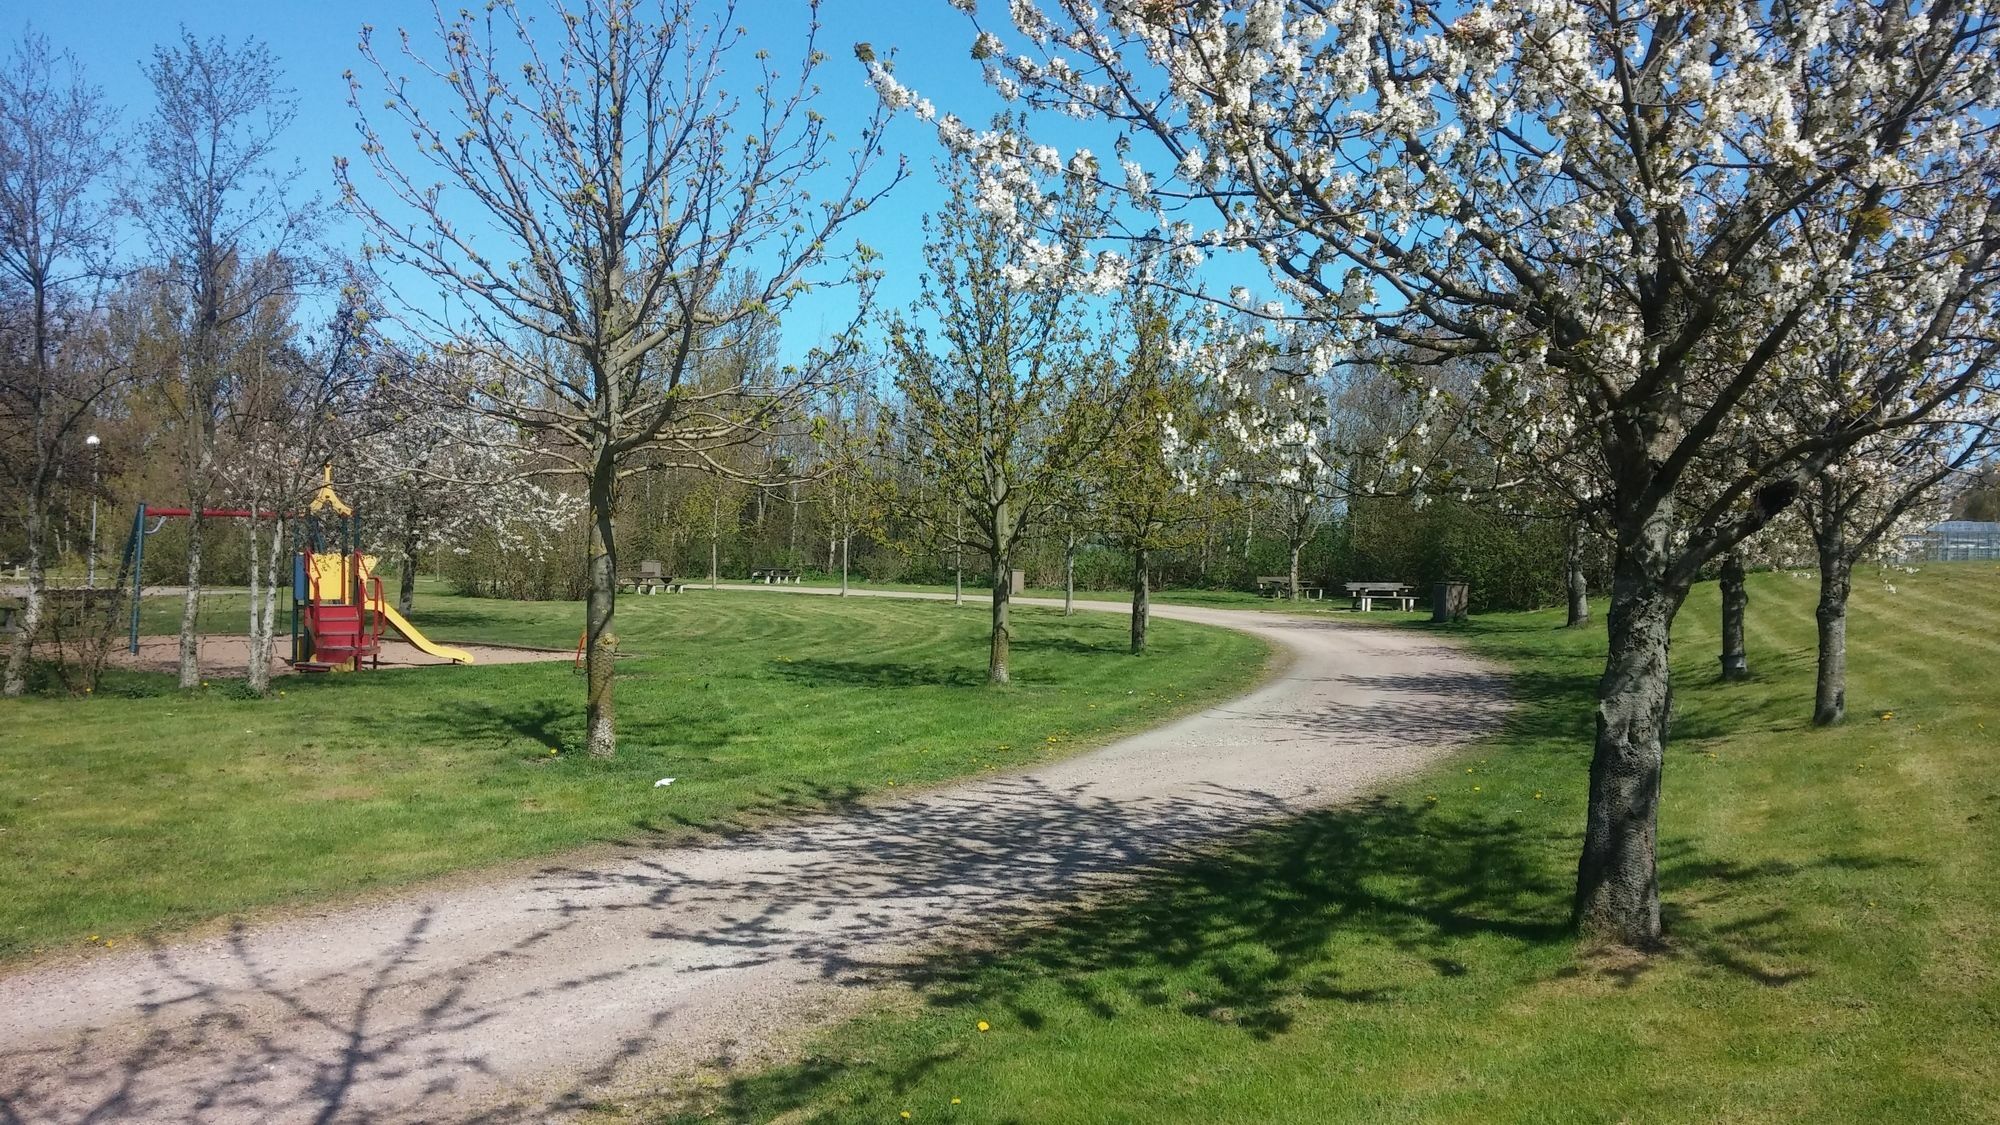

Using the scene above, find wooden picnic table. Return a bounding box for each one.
[1345,581,1417,612]
[1255,575,1326,600]
[748,568,802,585]
[618,561,684,595]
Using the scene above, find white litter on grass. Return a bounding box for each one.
[654,778,676,788]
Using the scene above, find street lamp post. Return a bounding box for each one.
[85,433,101,588]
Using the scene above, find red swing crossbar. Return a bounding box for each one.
[141,507,288,519]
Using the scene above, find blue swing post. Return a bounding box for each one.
[127,504,147,654]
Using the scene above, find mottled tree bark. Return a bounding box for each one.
[987,500,1011,684]
[245,516,282,695]
[1813,546,1853,726]
[1574,542,1683,947]
[177,514,204,689]
[1130,545,1150,654]
[1565,522,1591,629]
[1719,554,1749,681]
[1288,541,1302,604]
[398,520,420,616]
[2,506,46,697]
[584,450,619,757]
[1063,529,1076,617]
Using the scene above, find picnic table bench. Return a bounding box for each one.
[619,560,685,595]
[749,568,803,585]
[1346,581,1417,611]
[1255,575,1326,599]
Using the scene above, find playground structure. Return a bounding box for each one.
[120,470,472,672]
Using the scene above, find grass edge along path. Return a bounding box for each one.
[632,563,2000,1125]
[0,592,1274,965]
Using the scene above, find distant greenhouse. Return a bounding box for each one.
[1914,521,2000,561]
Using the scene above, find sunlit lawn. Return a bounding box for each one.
[645,563,2000,1124]
[0,588,1270,962]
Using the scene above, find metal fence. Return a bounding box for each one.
[1912,521,2000,561]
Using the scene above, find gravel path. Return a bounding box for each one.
[0,590,1508,1123]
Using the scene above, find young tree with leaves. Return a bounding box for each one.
[884,160,1117,683]
[1800,420,1996,725]
[1098,298,1217,651]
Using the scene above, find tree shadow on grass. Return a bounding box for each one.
[678,806,1885,1120]
[767,657,984,689]
[674,795,1577,1120]
[765,632,1132,689]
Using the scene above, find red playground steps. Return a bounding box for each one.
[303,601,381,668]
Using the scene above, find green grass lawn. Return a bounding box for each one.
[646,563,2000,1124]
[0,589,1270,962]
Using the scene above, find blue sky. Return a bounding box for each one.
[19,0,1036,359]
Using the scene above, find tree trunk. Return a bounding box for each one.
[246,516,281,695]
[246,517,264,692]
[1288,541,1302,603]
[953,509,964,609]
[988,505,1011,685]
[1064,530,1076,617]
[178,513,205,689]
[1130,544,1150,655]
[2,506,46,697]
[398,520,420,616]
[840,530,850,595]
[788,483,799,560]
[584,453,619,757]
[1573,554,1681,947]
[1565,522,1591,628]
[1719,554,1749,681]
[1813,549,1852,726]
[709,488,720,589]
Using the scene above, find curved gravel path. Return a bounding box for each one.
[0,589,1508,1123]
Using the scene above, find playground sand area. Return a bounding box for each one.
[98,634,571,677]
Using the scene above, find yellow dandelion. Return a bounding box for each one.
[1880,711,1894,720]
[1472,785,1482,792]
[1425,794,1438,802]
[1533,791,1544,799]
[901,1113,911,1121]
[104,941,114,949]
[89,934,99,942]
[977,1020,990,1032]
[952,1098,962,1105]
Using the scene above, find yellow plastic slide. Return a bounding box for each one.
[374,601,476,665]
[346,554,475,665]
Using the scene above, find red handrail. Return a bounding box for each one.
[365,575,385,659]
